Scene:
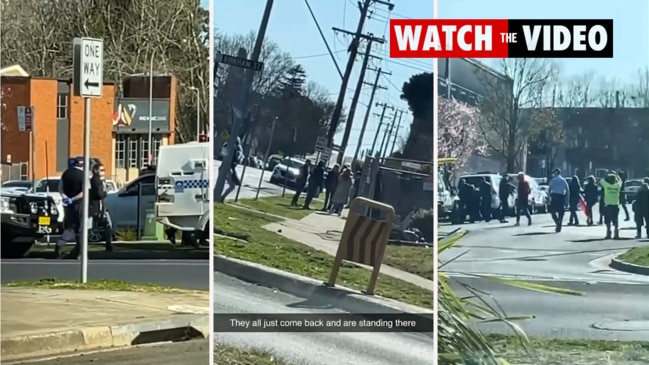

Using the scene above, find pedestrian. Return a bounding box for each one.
[632,177,649,239]
[498,173,513,223]
[598,180,605,225]
[548,168,570,232]
[583,175,599,226]
[515,172,532,226]
[291,160,311,206]
[457,179,472,224]
[322,164,339,211]
[478,178,493,222]
[89,162,113,252]
[55,158,86,259]
[220,137,244,202]
[469,182,481,222]
[600,171,623,239]
[618,170,630,221]
[567,175,582,226]
[330,168,352,216]
[304,161,325,210]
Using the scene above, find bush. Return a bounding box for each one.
[410,208,435,242]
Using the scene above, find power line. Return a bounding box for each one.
[294,50,345,59]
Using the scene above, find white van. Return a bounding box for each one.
[155,142,210,247]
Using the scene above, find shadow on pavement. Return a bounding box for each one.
[513,232,552,236]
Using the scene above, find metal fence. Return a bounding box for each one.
[355,156,435,229]
[1,162,28,183]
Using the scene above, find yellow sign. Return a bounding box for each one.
[38,216,51,226]
[327,197,395,295]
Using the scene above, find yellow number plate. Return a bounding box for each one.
[38,216,51,226]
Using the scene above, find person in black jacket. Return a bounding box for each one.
[304,161,325,209]
[568,175,582,225]
[479,178,493,222]
[583,175,599,226]
[291,160,311,206]
[322,164,339,211]
[633,178,649,238]
[498,173,513,223]
[89,162,113,252]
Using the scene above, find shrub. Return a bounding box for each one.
[410,208,435,242]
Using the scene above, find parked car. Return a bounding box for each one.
[457,173,516,217]
[623,179,644,203]
[104,173,156,231]
[270,157,307,189]
[265,154,283,171]
[2,180,33,193]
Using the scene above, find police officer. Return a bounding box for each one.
[478,178,493,222]
[601,171,622,239]
[457,179,471,223]
[55,158,86,259]
[303,161,325,210]
[89,162,113,252]
[291,160,311,206]
[633,178,649,239]
[498,173,513,223]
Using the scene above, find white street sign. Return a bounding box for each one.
[315,136,328,153]
[73,37,104,98]
[17,106,26,132]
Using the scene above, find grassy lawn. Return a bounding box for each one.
[384,245,435,281]
[618,246,649,266]
[235,196,317,220]
[2,278,206,293]
[214,203,434,309]
[214,342,294,365]
[489,334,649,363]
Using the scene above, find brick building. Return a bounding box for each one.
[1,70,177,184]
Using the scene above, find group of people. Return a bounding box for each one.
[550,168,649,239]
[54,158,112,259]
[290,161,360,216]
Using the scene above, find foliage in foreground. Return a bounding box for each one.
[437,229,582,365]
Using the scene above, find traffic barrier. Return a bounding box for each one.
[326,197,396,295]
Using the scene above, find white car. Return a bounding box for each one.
[269,157,306,188]
[104,174,156,231]
[1,180,33,193]
[623,179,644,202]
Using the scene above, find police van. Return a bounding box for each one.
[155,142,210,248]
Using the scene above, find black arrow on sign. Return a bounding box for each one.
[84,79,99,89]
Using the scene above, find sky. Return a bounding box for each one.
[213,0,433,156]
[440,0,649,84]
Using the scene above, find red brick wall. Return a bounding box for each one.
[30,78,58,178]
[1,77,32,169]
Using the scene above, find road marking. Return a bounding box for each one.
[1,260,208,266]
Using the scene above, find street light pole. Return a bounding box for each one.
[147,48,157,165]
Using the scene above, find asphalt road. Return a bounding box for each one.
[214,161,284,200]
[440,211,649,284]
[213,271,434,365]
[450,277,649,341]
[0,260,209,290]
[11,340,209,364]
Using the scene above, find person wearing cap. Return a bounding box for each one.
[55,158,86,258]
[548,168,570,232]
[89,162,113,252]
[600,170,623,239]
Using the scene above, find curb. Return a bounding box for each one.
[213,254,433,322]
[1,314,209,361]
[610,256,649,276]
[25,251,209,260]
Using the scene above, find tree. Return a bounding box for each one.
[1,0,210,143]
[401,72,434,160]
[275,65,307,98]
[555,72,595,107]
[476,58,558,172]
[437,98,485,171]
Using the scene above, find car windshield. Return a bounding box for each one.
[461,176,488,187]
[34,179,60,193]
[2,181,32,188]
[282,159,305,168]
[626,180,643,187]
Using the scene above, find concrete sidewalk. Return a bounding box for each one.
[1,288,209,361]
[264,211,435,292]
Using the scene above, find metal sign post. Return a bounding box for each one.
[255,117,277,200]
[73,37,104,284]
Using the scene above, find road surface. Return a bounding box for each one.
[213,271,434,365]
[215,161,283,200]
[11,340,209,364]
[450,278,649,341]
[0,260,209,290]
[441,211,649,341]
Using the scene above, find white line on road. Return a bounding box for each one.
[1,261,208,266]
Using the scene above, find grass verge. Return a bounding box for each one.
[214,342,294,365]
[617,247,649,267]
[384,245,434,281]
[214,203,433,309]
[29,242,193,253]
[235,196,316,220]
[488,334,649,364]
[2,278,206,293]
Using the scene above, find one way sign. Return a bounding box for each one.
[73,37,104,98]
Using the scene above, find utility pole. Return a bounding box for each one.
[336,34,384,165]
[370,102,393,155]
[214,0,274,202]
[379,111,398,158]
[325,0,394,148]
[352,67,390,163]
[389,109,404,155]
